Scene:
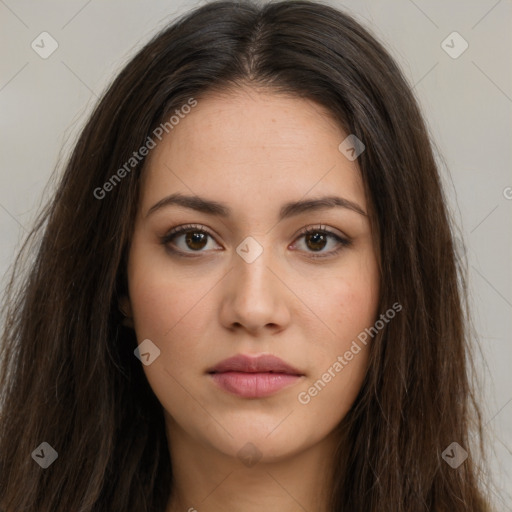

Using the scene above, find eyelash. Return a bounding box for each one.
[160,223,351,259]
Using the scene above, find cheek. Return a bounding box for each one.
[129,278,204,373]
[129,276,178,339]
[127,246,216,380]
[128,244,203,339]
[296,275,377,420]
[301,251,378,409]
[323,255,380,345]
[127,260,207,417]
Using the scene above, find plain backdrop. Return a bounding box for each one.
[1,0,511,508]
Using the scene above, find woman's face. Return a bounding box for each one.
[123,86,380,464]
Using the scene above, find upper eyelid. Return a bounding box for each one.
[163,223,347,241]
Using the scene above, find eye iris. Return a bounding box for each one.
[305,232,327,251]
[185,231,208,250]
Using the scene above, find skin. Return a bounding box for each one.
[120,85,380,512]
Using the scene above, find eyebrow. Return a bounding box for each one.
[145,192,367,220]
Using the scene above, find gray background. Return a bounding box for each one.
[1,0,511,507]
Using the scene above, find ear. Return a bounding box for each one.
[118,295,135,328]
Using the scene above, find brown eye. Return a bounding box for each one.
[161,224,220,256]
[293,225,351,259]
[161,224,351,259]
[183,231,208,251]
[304,232,328,252]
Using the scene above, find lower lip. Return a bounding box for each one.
[209,371,302,398]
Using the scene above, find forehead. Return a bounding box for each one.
[140,87,366,220]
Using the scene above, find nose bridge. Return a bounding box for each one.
[222,234,289,331]
[233,235,275,296]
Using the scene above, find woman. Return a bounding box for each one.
[0,1,492,510]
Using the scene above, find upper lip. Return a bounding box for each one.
[207,354,304,375]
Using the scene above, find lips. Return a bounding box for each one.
[207,354,303,376]
[207,354,304,398]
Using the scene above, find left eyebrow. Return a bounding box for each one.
[279,196,367,218]
[145,192,367,219]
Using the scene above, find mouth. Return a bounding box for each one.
[206,353,305,398]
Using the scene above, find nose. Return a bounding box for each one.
[219,243,291,335]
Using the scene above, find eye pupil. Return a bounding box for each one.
[186,231,208,250]
[305,232,327,251]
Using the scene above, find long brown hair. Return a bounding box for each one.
[0,1,492,510]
